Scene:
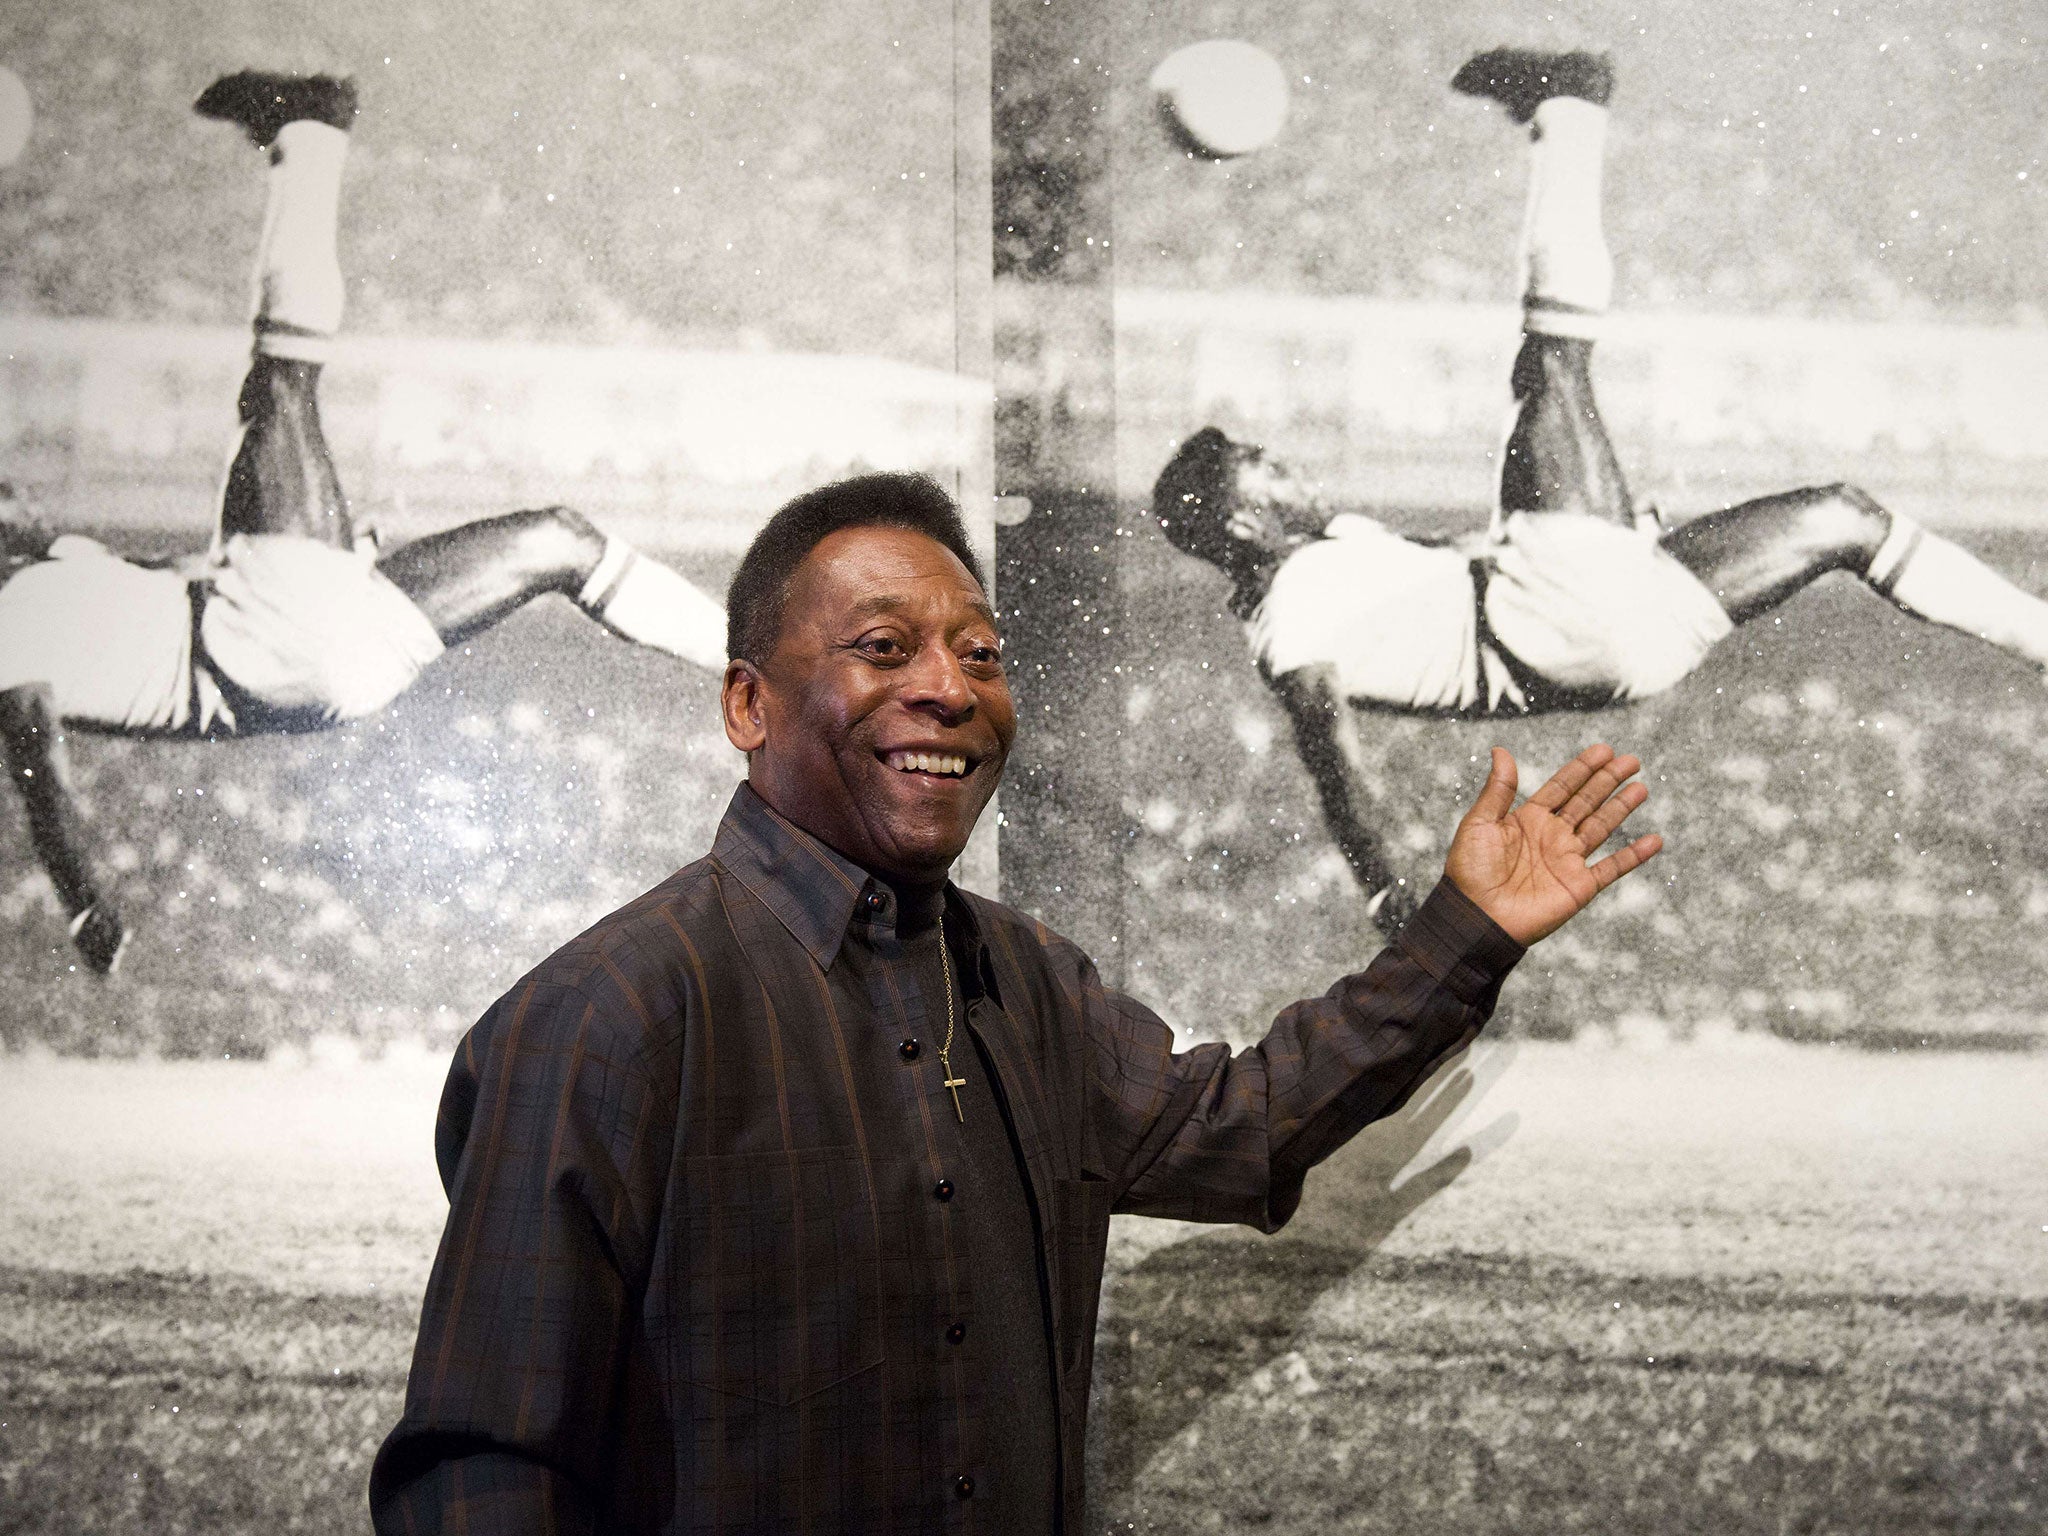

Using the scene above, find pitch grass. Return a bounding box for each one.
[9,1257,2041,1534]
[1093,1243,2047,1534]
[1,1045,2041,1533]
[0,1268,405,1533]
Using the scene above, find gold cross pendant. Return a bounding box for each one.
[936,913,964,1122]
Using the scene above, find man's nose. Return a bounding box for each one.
[903,645,975,717]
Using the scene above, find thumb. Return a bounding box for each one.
[1464,746,1518,825]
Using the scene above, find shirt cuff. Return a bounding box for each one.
[1393,879,1526,1005]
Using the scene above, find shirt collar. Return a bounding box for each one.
[711,781,982,972]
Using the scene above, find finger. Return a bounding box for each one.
[1464,746,1519,823]
[1575,779,1648,853]
[1555,752,1642,829]
[1587,831,1664,892]
[1524,742,1616,813]
[1576,781,1646,853]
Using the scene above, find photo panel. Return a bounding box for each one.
[0,0,996,1051]
[987,1,2048,1528]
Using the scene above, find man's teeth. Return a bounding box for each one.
[887,751,968,777]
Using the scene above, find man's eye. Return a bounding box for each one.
[962,644,1003,669]
[857,634,908,661]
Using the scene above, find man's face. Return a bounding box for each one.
[1225,453,1325,560]
[723,525,1015,886]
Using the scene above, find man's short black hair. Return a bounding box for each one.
[726,472,986,664]
[1151,426,1256,570]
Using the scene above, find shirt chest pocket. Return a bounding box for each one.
[678,1147,884,1407]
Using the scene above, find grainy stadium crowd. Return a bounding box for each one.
[1,1,2035,356]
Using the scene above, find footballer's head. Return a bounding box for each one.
[1152,428,1323,586]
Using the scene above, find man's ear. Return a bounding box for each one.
[721,658,768,753]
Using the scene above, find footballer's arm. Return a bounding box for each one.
[1268,660,1416,937]
[0,682,127,973]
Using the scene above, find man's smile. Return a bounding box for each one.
[880,748,973,779]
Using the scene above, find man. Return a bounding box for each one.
[1152,47,2048,933]
[369,468,1658,1532]
[0,72,726,975]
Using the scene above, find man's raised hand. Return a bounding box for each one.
[1445,744,1661,946]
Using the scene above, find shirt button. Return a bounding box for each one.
[862,889,886,914]
[945,1321,966,1345]
[933,1178,955,1201]
[899,1038,920,1061]
[954,1475,975,1500]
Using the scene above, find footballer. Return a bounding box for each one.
[0,73,727,975]
[1153,49,2048,933]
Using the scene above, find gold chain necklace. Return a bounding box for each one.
[936,913,965,1122]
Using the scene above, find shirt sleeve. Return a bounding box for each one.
[368,963,677,1534]
[1088,877,1523,1231]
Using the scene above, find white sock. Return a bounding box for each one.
[1521,97,1612,339]
[253,120,349,361]
[1871,513,2048,667]
[577,537,728,671]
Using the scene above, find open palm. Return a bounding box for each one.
[1446,744,1662,946]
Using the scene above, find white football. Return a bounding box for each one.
[1151,39,1290,160]
[0,68,30,169]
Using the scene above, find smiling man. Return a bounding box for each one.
[371,471,1660,1534]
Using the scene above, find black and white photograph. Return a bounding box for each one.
[2,0,2043,1531]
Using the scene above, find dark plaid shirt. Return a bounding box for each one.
[369,783,1523,1534]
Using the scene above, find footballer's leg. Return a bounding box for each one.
[375,506,728,668]
[0,683,126,974]
[1499,333,1635,527]
[1661,483,2048,668]
[197,72,359,550]
[1455,49,1643,531]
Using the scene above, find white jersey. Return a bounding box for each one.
[0,533,443,735]
[0,537,225,732]
[1248,512,1733,716]
[1249,514,1490,713]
